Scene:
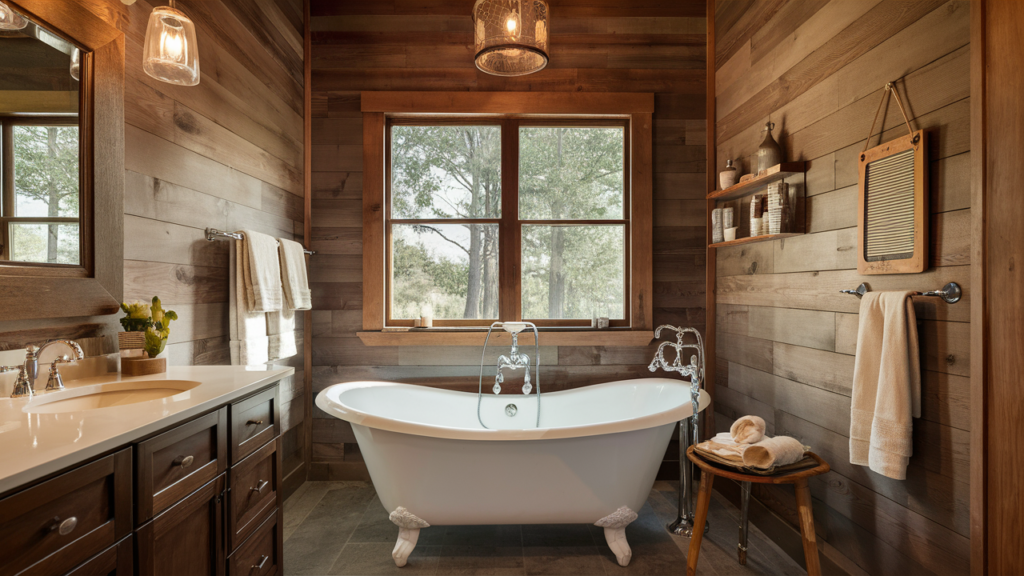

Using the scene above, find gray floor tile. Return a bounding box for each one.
[351,495,444,546]
[438,546,526,576]
[285,485,377,575]
[522,524,597,547]
[330,542,440,576]
[284,482,803,576]
[523,546,606,576]
[444,525,524,548]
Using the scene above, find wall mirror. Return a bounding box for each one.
[0,0,124,321]
[0,12,85,266]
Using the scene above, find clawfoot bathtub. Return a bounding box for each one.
[316,378,710,567]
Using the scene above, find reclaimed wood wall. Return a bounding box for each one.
[711,1,970,574]
[308,0,709,480]
[0,0,309,496]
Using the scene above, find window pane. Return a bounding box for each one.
[392,223,499,320]
[391,125,501,219]
[522,225,625,320]
[9,223,80,265]
[519,127,624,220]
[13,125,80,218]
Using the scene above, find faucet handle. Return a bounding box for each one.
[45,356,71,392]
[9,367,32,399]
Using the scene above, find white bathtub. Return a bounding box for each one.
[315,378,710,567]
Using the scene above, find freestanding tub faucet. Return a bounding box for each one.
[648,324,707,538]
[478,322,541,428]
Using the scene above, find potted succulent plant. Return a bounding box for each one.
[120,296,177,376]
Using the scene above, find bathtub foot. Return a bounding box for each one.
[596,506,639,567]
[389,507,430,567]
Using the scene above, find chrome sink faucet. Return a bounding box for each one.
[9,340,84,398]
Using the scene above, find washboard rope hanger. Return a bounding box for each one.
[862,81,919,153]
[856,80,929,275]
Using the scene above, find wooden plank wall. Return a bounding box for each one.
[309,0,708,480]
[0,0,309,497]
[711,1,971,574]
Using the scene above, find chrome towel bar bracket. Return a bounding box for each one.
[840,282,962,304]
[206,227,315,255]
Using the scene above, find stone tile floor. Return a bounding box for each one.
[283,481,806,576]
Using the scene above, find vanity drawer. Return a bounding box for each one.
[230,386,279,464]
[137,408,227,524]
[64,535,133,576]
[0,448,131,576]
[227,508,281,576]
[228,438,279,552]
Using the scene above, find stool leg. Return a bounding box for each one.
[794,478,822,576]
[737,481,750,565]
[686,472,714,576]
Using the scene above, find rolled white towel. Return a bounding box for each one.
[742,436,806,469]
[730,415,766,444]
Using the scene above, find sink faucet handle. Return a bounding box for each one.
[9,366,32,399]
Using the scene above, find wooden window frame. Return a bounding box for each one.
[0,115,85,267]
[360,91,654,346]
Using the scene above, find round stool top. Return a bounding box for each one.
[686,445,831,485]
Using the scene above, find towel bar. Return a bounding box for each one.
[205,228,315,255]
[839,282,961,304]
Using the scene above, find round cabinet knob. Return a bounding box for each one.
[58,516,77,536]
[174,455,194,468]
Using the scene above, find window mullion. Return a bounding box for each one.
[499,119,521,322]
[1,121,11,260]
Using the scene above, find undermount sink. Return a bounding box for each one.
[24,380,202,414]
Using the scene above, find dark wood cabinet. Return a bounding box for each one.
[136,474,227,576]
[64,536,133,576]
[0,448,131,576]
[0,381,285,576]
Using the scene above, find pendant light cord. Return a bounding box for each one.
[862,81,916,152]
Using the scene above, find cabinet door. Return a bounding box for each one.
[136,474,226,576]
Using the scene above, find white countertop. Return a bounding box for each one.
[0,365,294,495]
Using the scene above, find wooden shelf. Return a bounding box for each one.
[708,162,806,202]
[709,233,803,249]
[358,329,655,347]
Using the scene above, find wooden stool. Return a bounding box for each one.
[685,446,831,576]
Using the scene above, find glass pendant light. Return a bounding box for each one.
[0,1,28,30]
[70,48,81,81]
[473,0,548,77]
[143,0,200,86]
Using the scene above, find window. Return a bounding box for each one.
[387,119,629,327]
[0,118,81,265]
[361,91,654,339]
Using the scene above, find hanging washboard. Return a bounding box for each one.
[857,130,927,274]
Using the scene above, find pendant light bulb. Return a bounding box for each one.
[0,1,28,30]
[70,48,81,81]
[142,2,200,86]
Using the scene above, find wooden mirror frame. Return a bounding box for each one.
[0,0,124,320]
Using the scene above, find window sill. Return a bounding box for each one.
[357,329,655,347]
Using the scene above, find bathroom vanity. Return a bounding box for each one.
[0,365,293,576]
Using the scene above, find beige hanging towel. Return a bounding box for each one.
[278,237,312,310]
[850,291,921,480]
[241,230,284,313]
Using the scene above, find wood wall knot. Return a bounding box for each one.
[172,110,200,135]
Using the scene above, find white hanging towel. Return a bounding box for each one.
[229,237,269,365]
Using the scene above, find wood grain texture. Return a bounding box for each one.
[713,1,972,574]
[973,1,1024,573]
